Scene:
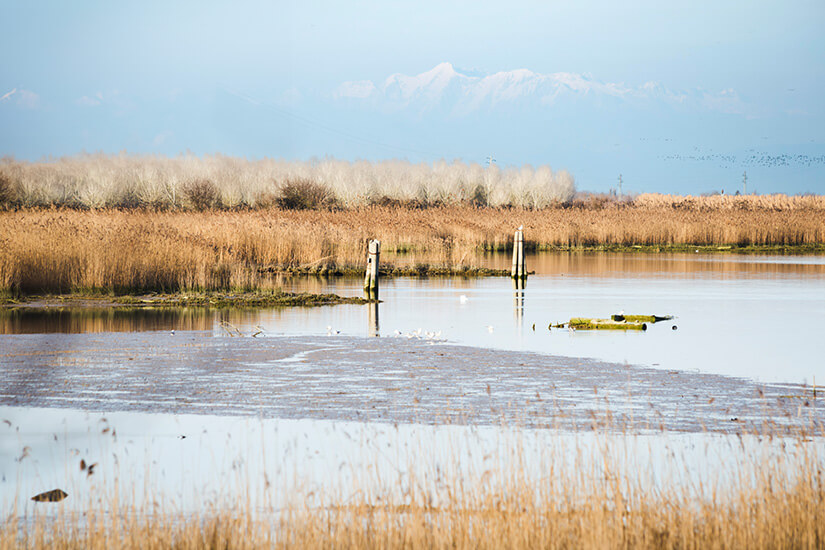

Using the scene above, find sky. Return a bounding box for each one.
[1,0,824,194]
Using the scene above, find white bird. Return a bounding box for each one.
[487,325,494,333]
[518,225,523,231]
[326,325,339,335]
[170,329,175,335]
[393,329,402,336]
[459,294,468,304]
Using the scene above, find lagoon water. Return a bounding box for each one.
[2,252,823,511]
[5,252,819,383]
[275,252,825,384]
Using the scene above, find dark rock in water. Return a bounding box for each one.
[31,489,68,502]
[672,325,678,330]
[611,314,625,322]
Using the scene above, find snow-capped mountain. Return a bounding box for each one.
[334,63,744,115]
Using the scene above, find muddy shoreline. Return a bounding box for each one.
[1,333,820,434]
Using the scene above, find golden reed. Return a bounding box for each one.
[2,434,822,549]
[1,200,824,293]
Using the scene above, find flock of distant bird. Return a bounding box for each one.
[662,151,825,169]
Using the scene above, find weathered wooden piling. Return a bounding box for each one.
[364,239,380,298]
[511,227,526,282]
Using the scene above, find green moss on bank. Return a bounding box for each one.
[263,265,513,277]
[0,290,376,309]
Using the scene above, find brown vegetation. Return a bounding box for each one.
[1,200,824,294]
[2,433,822,549]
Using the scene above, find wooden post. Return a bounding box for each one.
[364,239,380,298]
[511,228,526,282]
[511,233,517,278]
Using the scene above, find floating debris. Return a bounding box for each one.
[31,489,68,502]
[553,314,674,331]
[611,314,673,323]
[569,318,648,331]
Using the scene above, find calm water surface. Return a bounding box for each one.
[2,253,823,384]
[272,255,825,384]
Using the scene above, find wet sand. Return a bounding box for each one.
[1,332,820,434]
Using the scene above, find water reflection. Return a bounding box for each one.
[368,301,379,337]
[0,307,217,334]
[513,280,525,332]
[383,251,825,279]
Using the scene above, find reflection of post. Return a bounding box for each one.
[513,284,524,330]
[364,239,380,300]
[368,300,380,337]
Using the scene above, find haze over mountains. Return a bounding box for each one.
[335,62,745,117]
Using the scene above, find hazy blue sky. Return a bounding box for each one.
[2,0,824,194]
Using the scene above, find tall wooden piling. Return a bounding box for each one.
[364,239,380,298]
[511,228,526,282]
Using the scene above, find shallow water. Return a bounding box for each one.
[3,406,822,515]
[2,253,823,384]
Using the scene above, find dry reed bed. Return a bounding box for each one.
[3,439,823,549]
[1,202,824,293]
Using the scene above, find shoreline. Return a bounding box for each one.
[1,333,820,433]
[0,290,376,309]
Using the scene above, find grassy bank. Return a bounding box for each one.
[0,290,375,308]
[1,201,824,294]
